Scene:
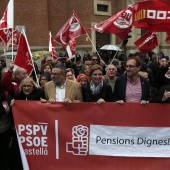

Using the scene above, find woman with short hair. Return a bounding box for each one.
[82,64,113,104]
[76,74,89,86]
[66,68,76,81]
[16,77,45,100]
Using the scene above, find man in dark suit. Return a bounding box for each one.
[113,57,150,104]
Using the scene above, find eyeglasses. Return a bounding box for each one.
[22,85,33,88]
[126,65,137,69]
[92,73,102,76]
[51,73,62,76]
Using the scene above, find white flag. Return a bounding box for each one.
[0,0,14,28]
[66,38,76,59]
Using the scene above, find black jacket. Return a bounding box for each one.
[16,88,45,100]
[151,85,170,103]
[82,82,113,102]
[113,76,151,102]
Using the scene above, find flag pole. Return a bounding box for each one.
[22,28,39,86]
[86,32,102,61]
[12,0,14,60]
[11,0,14,61]
[109,41,123,65]
[12,28,14,60]
[49,31,54,62]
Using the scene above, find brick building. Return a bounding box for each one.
[0,0,170,56]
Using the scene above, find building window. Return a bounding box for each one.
[97,4,108,12]
[94,0,111,16]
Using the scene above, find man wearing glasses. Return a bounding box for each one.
[44,65,83,103]
[113,57,150,105]
[91,55,99,65]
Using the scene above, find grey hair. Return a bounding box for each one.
[105,64,117,72]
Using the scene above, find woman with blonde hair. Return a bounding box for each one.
[16,77,45,100]
[66,68,76,81]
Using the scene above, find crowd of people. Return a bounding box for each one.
[0,50,170,169]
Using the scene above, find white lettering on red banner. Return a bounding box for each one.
[114,9,133,29]
[135,9,170,21]
[18,122,48,156]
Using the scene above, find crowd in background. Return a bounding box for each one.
[0,49,170,169]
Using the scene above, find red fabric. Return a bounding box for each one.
[54,11,86,46]
[0,7,7,28]
[132,1,170,32]
[14,33,34,75]
[165,32,170,42]
[12,101,170,170]
[134,31,158,54]
[2,70,20,97]
[0,28,12,47]
[90,7,134,40]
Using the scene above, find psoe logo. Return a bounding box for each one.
[66,125,88,156]
[114,9,133,29]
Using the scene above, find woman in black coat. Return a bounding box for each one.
[15,77,45,100]
[82,64,113,104]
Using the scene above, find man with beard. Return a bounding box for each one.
[113,57,150,104]
[44,65,83,103]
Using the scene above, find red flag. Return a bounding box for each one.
[14,32,34,75]
[165,32,170,42]
[90,8,134,40]
[49,31,58,59]
[132,1,170,32]
[134,31,158,54]
[0,28,12,48]
[0,0,13,29]
[54,11,86,46]
[66,38,76,59]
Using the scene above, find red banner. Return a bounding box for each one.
[12,101,170,170]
